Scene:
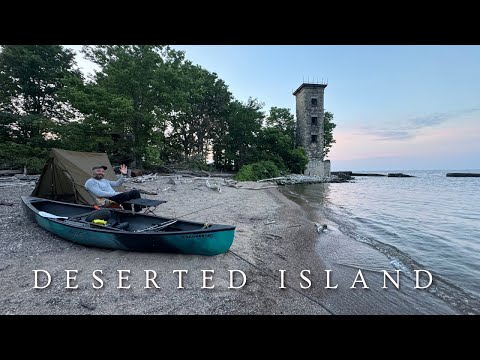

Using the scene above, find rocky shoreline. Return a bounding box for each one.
[0,175,470,314]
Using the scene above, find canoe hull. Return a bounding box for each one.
[22,196,235,256]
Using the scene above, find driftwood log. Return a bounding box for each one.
[0,170,23,176]
[205,180,221,192]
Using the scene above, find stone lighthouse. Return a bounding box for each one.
[293,82,331,177]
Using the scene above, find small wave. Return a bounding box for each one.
[324,200,480,314]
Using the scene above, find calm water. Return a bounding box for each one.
[288,170,480,302]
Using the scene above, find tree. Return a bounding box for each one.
[68,45,186,168]
[265,106,295,147]
[0,45,82,172]
[256,107,310,174]
[0,45,81,118]
[217,98,264,170]
[166,62,232,162]
[323,111,336,158]
[0,45,82,144]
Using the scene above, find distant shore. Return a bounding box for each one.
[0,175,470,314]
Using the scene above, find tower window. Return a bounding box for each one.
[311,116,318,125]
[311,135,318,143]
[311,98,318,106]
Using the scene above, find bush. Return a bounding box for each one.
[0,142,48,174]
[25,157,47,174]
[172,154,209,171]
[284,147,309,174]
[258,152,288,173]
[234,160,280,181]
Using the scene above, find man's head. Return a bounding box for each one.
[92,165,107,180]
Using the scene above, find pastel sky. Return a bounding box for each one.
[65,45,480,171]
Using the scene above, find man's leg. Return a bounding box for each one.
[109,190,142,212]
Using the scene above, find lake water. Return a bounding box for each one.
[286,170,480,309]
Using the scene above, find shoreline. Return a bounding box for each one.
[0,177,474,314]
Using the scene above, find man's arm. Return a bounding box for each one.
[108,174,125,187]
[85,179,118,197]
[109,164,128,187]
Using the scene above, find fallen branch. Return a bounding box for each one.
[192,177,223,181]
[176,170,210,177]
[139,189,158,195]
[0,170,23,176]
[238,186,278,190]
[131,174,158,183]
[205,180,221,192]
[257,177,287,183]
[264,233,283,239]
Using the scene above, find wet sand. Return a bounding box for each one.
[0,177,468,314]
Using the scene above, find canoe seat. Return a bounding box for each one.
[124,198,167,215]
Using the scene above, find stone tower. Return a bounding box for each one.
[293,82,331,177]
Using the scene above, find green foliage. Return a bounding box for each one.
[0,45,82,159]
[173,154,209,171]
[323,111,337,158]
[53,116,114,153]
[257,151,288,173]
[285,147,309,174]
[253,107,308,174]
[0,142,48,173]
[0,45,335,178]
[72,45,186,168]
[258,126,292,164]
[265,106,295,146]
[24,157,47,174]
[166,61,232,161]
[0,45,81,119]
[234,160,280,181]
[219,98,264,170]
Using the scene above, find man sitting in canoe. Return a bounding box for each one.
[84,164,142,212]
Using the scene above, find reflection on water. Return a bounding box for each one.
[285,170,480,299]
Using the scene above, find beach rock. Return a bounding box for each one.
[331,171,352,176]
[79,297,97,311]
[387,173,414,177]
[130,169,143,177]
[352,173,386,176]
[446,173,480,177]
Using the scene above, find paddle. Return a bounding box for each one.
[38,209,99,220]
[38,211,69,219]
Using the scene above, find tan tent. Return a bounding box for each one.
[32,148,126,205]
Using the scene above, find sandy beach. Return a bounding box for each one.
[0,176,467,314]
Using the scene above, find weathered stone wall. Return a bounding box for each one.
[303,157,331,177]
[294,83,330,177]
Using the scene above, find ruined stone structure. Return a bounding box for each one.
[293,82,331,177]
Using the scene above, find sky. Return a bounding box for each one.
[65,45,480,171]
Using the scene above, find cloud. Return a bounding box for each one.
[357,106,480,141]
[354,126,414,141]
[406,112,450,129]
[364,129,413,141]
